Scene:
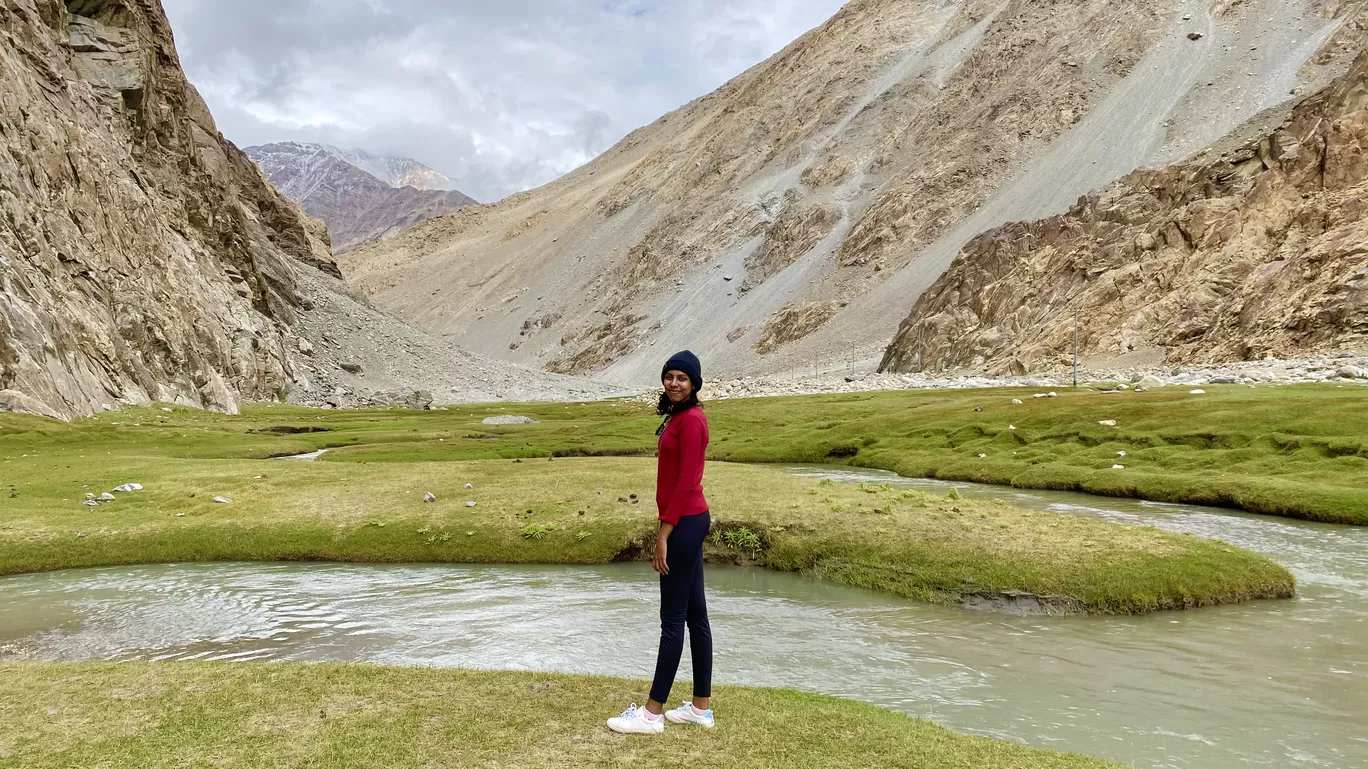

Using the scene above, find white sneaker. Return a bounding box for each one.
[663,701,715,729]
[606,703,665,735]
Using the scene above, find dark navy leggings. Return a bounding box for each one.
[649,511,713,704]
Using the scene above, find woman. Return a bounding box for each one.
[607,350,715,735]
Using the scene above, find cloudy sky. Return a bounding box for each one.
[162,0,847,202]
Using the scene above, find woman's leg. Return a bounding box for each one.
[685,517,712,709]
[647,514,707,708]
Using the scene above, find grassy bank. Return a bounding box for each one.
[0,662,1125,769]
[5,383,1360,522]
[0,450,1291,613]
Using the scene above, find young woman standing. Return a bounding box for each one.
[607,350,715,735]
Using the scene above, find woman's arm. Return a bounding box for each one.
[653,522,675,575]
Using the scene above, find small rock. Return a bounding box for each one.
[1098,420,1117,427]
[464,483,473,489]
[723,275,733,282]
[482,415,538,425]
[1138,375,1164,388]
[160,407,173,412]
[1115,383,1130,390]
[1033,393,1048,399]
[99,492,116,501]
[1113,464,1125,469]
[1208,376,1239,384]
[465,501,477,508]
[1011,398,1023,405]
[1337,365,1367,379]
[977,453,987,458]
[423,492,437,503]
[298,337,314,355]
[340,362,363,374]
[82,500,99,507]
[1008,425,1016,430]
[1189,389,1206,395]
[618,496,629,503]
[175,513,186,517]
[1047,392,1058,397]
[1187,31,1203,40]
[213,496,232,504]
[1117,451,1127,457]
[85,492,96,500]
[113,483,143,492]
[76,532,87,537]
[974,407,983,412]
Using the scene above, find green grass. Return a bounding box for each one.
[0,662,1125,769]
[0,449,1291,613]
[4,383,1362,522]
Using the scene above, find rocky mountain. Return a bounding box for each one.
[340,0,1367,388]
[247,142,477,253]
[882,45,1368,375]
[0,0,614,419]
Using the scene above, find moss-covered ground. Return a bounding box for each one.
[0,663,1127,769]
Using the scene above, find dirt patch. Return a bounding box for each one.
[957,590,1084,615]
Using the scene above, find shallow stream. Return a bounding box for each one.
[2,467,1364,769]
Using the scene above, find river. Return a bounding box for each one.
[1,467,1364,769]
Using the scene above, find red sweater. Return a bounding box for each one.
[656,406,709,525]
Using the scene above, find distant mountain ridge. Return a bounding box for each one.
[246,142,477,253]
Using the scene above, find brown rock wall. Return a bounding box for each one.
[882,50,1368,374]
[0,0,336,418]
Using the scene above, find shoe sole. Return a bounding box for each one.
[607,722,664,735]
[664,713,715,728]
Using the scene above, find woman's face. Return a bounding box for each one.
[663,370,694,403]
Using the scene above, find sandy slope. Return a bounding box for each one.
[342,0,1366,389]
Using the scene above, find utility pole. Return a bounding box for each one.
[1073,310,1079,388]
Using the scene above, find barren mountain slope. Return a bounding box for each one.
[882,46,1368,375]
[0,0,342,419]
[343,0,1366,388]
[0,0,612,419]
[248,143,478,253]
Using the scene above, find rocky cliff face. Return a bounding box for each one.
[0,0,339,418]
[341,0,1366,387]
[882,47,1368,375]
[247,143,477,253]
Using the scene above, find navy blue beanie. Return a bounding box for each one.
[662,350,703,392]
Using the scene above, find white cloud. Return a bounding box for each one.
[162,0,847,202]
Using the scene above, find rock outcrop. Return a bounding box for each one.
[340,0,1366,387]
[0,0,346,418]
[247,142,477,253]
[882,47,1368,375]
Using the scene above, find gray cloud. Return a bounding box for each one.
[163,0,847,202]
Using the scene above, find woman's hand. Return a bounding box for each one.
[653,524,673,575]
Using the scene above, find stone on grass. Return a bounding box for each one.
[1098,420,1117,427]
[423,492,437,503]
[1011,398,1023,405]
[1117,451,1127,457]
[482,415,539,425]
[82,500,99,507]
[113,483,143,492]
[1113,464,1125,469]
[465,501,477,508]
[99,492,116,501]
[464,483,473,489]
[213,496,232,504]
[1138,375,1164,388]
[1189,389,1206,394]
[1048,392,1058,397]
[977,453,987,458]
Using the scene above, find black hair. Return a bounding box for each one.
[655,390,701,435]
